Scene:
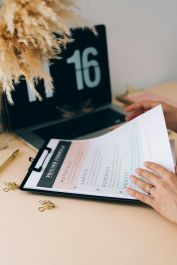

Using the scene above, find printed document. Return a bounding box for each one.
[21,105,175,200]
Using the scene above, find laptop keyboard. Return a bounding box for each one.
[33,108,125,140]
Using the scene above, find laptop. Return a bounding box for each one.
[3,25,126,149]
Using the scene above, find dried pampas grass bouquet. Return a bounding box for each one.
[0,0,86,103]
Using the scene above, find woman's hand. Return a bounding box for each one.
[127,161,177,224]
[125,101,177,132]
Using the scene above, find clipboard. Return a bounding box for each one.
[20,138,139,203]
[20,106,175,204]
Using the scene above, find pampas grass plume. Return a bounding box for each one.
[0,0,87,103]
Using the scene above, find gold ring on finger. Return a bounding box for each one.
[147,185,154,196]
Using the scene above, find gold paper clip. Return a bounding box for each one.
[38,200,56,212]
[3,182,19,192]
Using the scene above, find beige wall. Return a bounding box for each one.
[76,0,177,95]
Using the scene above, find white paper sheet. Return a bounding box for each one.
[22,105,175,200]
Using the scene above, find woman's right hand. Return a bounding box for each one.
[127,161,177,224]
[125,100,177,132]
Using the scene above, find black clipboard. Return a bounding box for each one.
[20,138,139,204]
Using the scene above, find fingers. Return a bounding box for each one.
[135,167,160,187]
[128,162,176,203]
[127,162,177,223]
[135,162,175,189]
[125,101,159,121]
[130,175,153,194]
[125,110,144,121]
[127,187,154,207]
[144,161,174,180]
[125,101,158,112]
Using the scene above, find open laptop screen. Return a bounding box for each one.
[3,25,112,131]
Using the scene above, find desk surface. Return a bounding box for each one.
[1,83,177,265]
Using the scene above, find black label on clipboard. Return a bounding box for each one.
[37,141,71,188]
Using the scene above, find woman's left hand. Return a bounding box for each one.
[127,161,177,224]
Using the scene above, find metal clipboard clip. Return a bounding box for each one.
[29,147,52,173]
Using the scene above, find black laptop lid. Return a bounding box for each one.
[4,25,112,131]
